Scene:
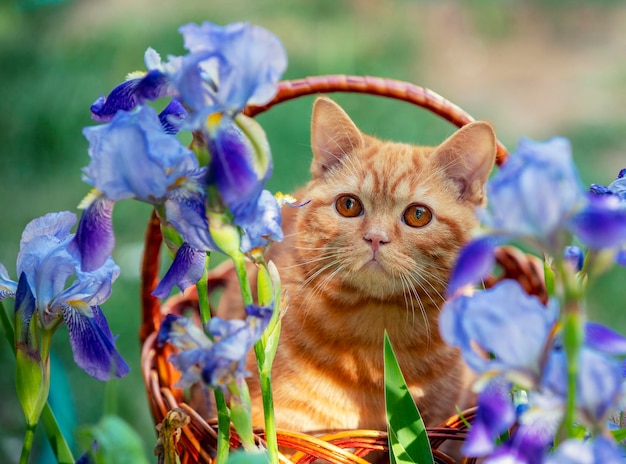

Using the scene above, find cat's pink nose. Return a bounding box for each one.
[364,232,389,253]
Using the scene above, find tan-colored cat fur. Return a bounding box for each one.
[216,96,496,433]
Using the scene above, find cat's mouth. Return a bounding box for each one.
[362,256,387,272]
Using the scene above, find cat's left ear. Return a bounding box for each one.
[433,121,497,204]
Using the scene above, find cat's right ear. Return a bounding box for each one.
[310,97,364,178]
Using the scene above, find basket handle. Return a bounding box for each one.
[140,75,508,343]
[245,75,508,165]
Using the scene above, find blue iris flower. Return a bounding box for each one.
[1,212,128,381]
[80,21,288,295]
[440,279,558,387]
[158,301,273,390]
[448,138,626,293]
[171,21,287,120]
[544,436,625,463]
[443,277,626,458]
[74,104,206,275]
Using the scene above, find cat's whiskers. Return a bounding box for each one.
[396,271,416,328]
[400,271,432,344]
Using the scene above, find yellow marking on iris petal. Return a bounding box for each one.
[67,300,93,316]
[170,176,188,188]
[77,189,102,210]
[126,71,147,80]
[206,112,223,131]
[275,192,297,207]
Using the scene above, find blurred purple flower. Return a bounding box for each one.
[568,194,626,250]
[440,279,558,387]
[483,424,549,464]
[543,348,625,429]
[481,137,584,244]
[446,236,498,297]
[463,377,516,457]
[544,436,625,463]
[158,303,273,391]
[2,212,128,380]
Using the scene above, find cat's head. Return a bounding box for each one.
[294,97,496,304]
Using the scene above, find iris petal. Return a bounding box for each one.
[585,321,626,355]
[20,211,75,246]
[239,190,283,252]
[463,377,515,457]
[568,194,626,249]
[446,237,497,297]
[0,263,17,299]
[70,196,115,272]
[82,105,197,204]
[62,304,129,381]
[207,116,266,220]
[90,70,175,122]
[153,243,206,298]
[158,100,187,135]
[14,273,36,344]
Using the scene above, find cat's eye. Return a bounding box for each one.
[335,195,364,218]
[403,204,433,228]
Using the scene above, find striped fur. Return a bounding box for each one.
[218,97,496,432]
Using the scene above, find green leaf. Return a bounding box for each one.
[611,426,626,443]
[76,415,149,464]
[384,332,434,464]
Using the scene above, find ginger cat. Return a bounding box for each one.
[217,96,496,432]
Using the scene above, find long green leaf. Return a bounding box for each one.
[384,332,434,464]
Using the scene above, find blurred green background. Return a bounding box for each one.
[1,0,626,462]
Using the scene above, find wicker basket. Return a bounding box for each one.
[139,75,546,463]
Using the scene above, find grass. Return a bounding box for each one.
[1,0,625,461]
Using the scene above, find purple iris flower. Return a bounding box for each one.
[449,137,585,292]
[171,21,287,119]
[544,436,625,463]
[568,193,626,250]
[449,141,626,291]
[90,22,286,126]
[463,377,516,457]
[481,137,584,242]
[75,105,204,271]
[542,344,626,429]
[440,279,558,386]
[158,302,273,390]
[90,48,179,122]
[1,212,128,381]
[152,243,206,299]
[483,424,549,464]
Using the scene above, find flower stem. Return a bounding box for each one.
[19,423,37,464]
[196,254,212,326]
[253,350,278,464]
[0,302,74,463]
[233,255,253,306]
[196,254,231,463]
[253,262,282,464]
[556,258,585,441]
[214,389,231,464]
